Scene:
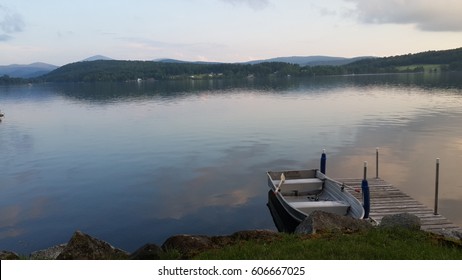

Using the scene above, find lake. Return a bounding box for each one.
[1,73,462,254]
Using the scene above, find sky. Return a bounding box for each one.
[1,0,462,66]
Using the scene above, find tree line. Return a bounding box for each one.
[1,47,462,84]
[36,60,305,82]
[0,75,26,85]
[343,48,462,74]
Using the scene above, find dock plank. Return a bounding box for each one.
[336,177,462,234]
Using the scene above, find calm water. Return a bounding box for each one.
[1,73,462,254]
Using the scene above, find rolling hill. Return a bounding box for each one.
[0,62,58,78]
[245,56,373,66]
[153,56,373,66]
[4,47,462,83]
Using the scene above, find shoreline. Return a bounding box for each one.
[2,212,461,260]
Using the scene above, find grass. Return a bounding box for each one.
[194,228,462,260]
[396,64,443,72]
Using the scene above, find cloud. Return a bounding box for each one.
[0,33,12,41]
[344,0,462,31]
[0,4,25,40]
[219,0,270,10]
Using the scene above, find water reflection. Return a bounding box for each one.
[318,97,462,226]
[20,72,462,104]
[1,72,462,254]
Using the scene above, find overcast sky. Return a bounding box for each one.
[1,0,461,65]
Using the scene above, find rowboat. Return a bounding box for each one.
[267,169,365,222]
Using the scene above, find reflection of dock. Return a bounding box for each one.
[338,177,462,233]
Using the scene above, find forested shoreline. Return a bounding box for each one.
[1,47,462,84]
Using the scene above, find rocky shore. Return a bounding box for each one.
[0,229,285,260]
[1,211,461,260]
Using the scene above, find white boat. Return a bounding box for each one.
[267,169,365,222]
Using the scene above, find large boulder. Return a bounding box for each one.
[0,250,20,260]
[295,210,373,234]
[130,243,163,260]
[161,235,215,259]
[379,213,421,230]
[161,230,280,259]
[230,230,281,242]
[56,231,129,260]
[30,244,67,260]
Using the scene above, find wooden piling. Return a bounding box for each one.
[434,158,440,215]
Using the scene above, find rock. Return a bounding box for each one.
[380,213,421,230]
[294,210,373,234]
[130,243,163,260]
[230,230,281,242]
[433,229,462,241]
[162,235,215,259]
[209,235,235,247]
[160,230,281,259]
[0,250,20,260]
[30,244,67,260]
[56,231,129,260]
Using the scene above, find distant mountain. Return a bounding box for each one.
[154,58,189,63]
[81,55,114,62]
[153,56,373,66]
[35,47,462,83]
[0,62,58,78]
[153,58,222,64]
[245,56,374,66]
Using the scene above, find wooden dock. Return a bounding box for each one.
[337,177,462,233]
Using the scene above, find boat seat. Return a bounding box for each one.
[274,178,323,194]
[289,200,350,216]
[279,189,321,196]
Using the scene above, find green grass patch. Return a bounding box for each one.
[396,64,443,72]
[195,228,462,260]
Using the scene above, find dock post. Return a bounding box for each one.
[434,158,440,215]
[361,161,370,219]
[375,147,379,179]
[320,149,326,174]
